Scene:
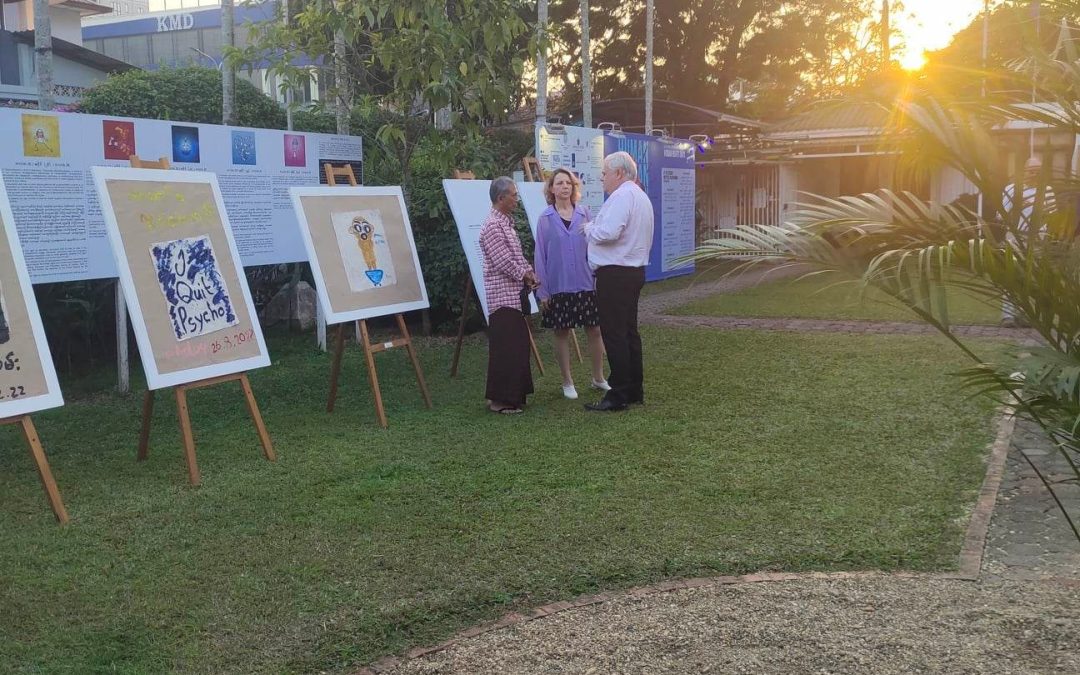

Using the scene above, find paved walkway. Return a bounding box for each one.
[363,275,1078,675]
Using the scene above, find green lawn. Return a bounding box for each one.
[670,274,1002,325]
[1,326,998,673]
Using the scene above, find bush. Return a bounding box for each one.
[78,66,286,129]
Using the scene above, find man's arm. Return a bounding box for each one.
[585,190,631,244]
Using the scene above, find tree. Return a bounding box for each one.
[688,2,1080,539]
[33,0,53,110]
[222,0,236,125]
[547,0,879,119]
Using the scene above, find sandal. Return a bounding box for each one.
[489,406,523,415]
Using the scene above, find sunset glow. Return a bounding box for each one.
[894,0,986,71]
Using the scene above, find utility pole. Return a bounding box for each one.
[881,0,891,68]
[580,0,592,128]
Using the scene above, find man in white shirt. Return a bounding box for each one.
[583,151,654,412]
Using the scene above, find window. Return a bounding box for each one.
[199,27,222,58]
[124,36,151,66]
[149,32,175,65]
[172,29,201,65]
[101,37,125,61]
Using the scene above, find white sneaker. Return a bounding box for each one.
[562,384,579,400]
[591,379,611,392]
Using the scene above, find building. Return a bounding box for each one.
[81,1,323,106]
[1,0,136,106]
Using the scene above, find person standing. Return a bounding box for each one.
[584,151,654,412]
[533,168,609,400]
[479,177,540,414]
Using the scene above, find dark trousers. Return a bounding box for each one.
[595,265,646,406]
[486,307,534,407]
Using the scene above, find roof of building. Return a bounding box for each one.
[8,29,137,72]
[556,98,764,135]
[767,102,891,137]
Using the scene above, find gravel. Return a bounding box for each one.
[382,575,1080,674]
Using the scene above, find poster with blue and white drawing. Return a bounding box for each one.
[150,235,238,341]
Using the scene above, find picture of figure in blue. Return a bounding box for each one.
[150,235,238,341]
[331,209,397,292]
[0,281,9,345]
[171,126,201,163]
[231,131,256,165]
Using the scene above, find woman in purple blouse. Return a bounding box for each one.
[533,168,609,399]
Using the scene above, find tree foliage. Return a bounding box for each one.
[546,0,881,118]
[78,67,286,129]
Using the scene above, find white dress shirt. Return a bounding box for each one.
[584,180,654,268]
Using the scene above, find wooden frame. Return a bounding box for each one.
[1,415,68,524]
[128,155,170,169]
[318,162,433,428]
[522,156,546,182]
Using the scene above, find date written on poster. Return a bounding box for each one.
[161,329,255,360]
[0,350,29,399]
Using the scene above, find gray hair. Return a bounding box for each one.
[490,176,516,204]
[604,151,638,181]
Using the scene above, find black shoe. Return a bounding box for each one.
[585,399,628,412]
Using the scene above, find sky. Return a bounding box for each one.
[895,0,988,70]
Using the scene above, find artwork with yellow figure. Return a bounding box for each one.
[21,114,61,158]
[331,209,397,292]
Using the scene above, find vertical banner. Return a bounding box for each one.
[289,186,430,324]
[0,176,63,418]
[606,132,696,281]
[92,168,270,389]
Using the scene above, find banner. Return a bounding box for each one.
[0,176,63,417]
[92,168,270,390]
[0,108,362,283]
[289,186,429,324]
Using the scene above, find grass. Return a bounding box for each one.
[670,273,1003,325]
[0,326,999,673]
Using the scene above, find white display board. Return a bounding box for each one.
[0,177,63,417]
[0,108,361,283]
[534,124,606,213]
[443,179,540,321]
[92,167,271,390]
[289,186,430,324]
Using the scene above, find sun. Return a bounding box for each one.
[899,49,927,72]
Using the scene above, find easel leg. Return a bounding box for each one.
[526,322,545,376]
[359,320,389,429]
[137,389,155,461]
[571,330,584,364]
[327,323,346,413]
[450,277,473,378]
[19,417,69,525]
[396,314,433,409]
[239,373,276,462]
[174,387,201,487]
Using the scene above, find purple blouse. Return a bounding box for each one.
[533,203,594,301]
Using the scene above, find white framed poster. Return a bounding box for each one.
[0,176,63,417]
[91,167,270,390]
[289,186,429,324]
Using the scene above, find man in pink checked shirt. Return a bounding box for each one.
[479,177,540,415]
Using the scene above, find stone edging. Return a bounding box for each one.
[355,406,1019,675]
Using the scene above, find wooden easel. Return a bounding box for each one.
[128,155,276,486]
[322,162,433,428]
[1,414,68,524]
[522,157,546,182]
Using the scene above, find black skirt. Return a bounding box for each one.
[486,307,534,406]
[541,290,600,330]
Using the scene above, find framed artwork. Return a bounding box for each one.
[91,167,270,389]
[289,186,429,324]
[0,176,63,417]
